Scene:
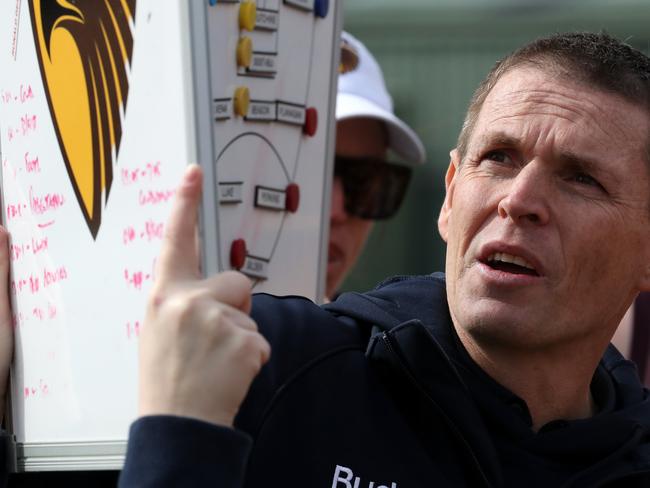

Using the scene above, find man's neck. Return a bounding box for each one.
[455,326,605,431]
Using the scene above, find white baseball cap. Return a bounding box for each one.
[336,31,426,166]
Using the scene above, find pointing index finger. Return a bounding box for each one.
[156,164,203,284]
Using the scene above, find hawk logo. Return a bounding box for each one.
[29,0,137,238]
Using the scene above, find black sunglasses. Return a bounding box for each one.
[334,156,412,220]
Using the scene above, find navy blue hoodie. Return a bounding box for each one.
[7,274,650,486]
[119,273,650,487]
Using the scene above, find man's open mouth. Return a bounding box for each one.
[484,252,539,277]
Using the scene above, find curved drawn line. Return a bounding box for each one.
[215,131,290,181]
[267,210,287,264]
[250,211,286,291]
[291,13,318,182]
[215,132,290,276]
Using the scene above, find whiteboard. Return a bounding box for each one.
[0,0,341,471]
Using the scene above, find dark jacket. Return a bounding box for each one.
[8,274,650,486]
[120,273,650,487]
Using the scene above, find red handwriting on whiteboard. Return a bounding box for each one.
[9,243,24,262]
[6,189,63,222]
[1,85,34,105]
[10,237,48,262]
[11,0,21,60]
[11,301,58,328]
[10,266,68,297]
[32,302,57,321]
[5,201,26,221]
[120,161,162,186]
[11,311,24,329]
[138,188,175,206]
[123,226,136,245]
[32,236,48,254]
[126,320,141,340]
[122,220,164,245]
[144,220,164,241]
[6,113,37,141]
[10,277,28,295]
[43,266,68,287]
[24,152,40,173]
[20,85,34,103]
[48,302,57,319]
[24,379,50,399]
[29,186,65,215]
[11,274,40,295]
[30,274,40,293]
[9,244,23,262]
[32,307,44,321]
[124,269,146,290]
[21,114,37,136]
[124,261,155,290]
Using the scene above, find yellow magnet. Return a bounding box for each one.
[237,36,253,68]
[239,1,257,31]
[234,86,250,117]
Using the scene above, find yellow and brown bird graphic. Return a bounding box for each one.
[29,0,137,238]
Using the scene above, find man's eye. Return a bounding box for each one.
[573,173,599,186]
[571,173,606,191]
[482,150,512,165]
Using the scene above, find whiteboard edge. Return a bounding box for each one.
[188,0,220,277]
[315,2,343,304]
[15,440,126,472]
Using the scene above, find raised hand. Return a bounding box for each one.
[138,164,271,427]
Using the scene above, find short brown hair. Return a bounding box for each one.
[456,32,650,161]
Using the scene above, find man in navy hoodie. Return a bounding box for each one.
[5,32,650,487]
[120,31,650,487]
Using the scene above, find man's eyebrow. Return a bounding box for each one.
[473,132,520,150]
[559,151,611,176]
[559,151,624,187]
[559,151,595,169]
[472,134,620,179]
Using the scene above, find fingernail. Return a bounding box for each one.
[183,164,201,186]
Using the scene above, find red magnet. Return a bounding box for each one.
[303,107,318,137]
[230,239,247,269]
[285,183,300,213]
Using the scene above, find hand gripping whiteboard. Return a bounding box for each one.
[0,0,341,471]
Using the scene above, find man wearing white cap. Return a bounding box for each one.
[327,31,426,298]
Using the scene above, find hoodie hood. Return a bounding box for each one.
[324,272,448,331]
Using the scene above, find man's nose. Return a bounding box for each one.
[497,162,550,225]
[330,176,348,223]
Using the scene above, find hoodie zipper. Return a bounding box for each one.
[381,331,495,488]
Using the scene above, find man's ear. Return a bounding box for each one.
[437,149,461,242]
